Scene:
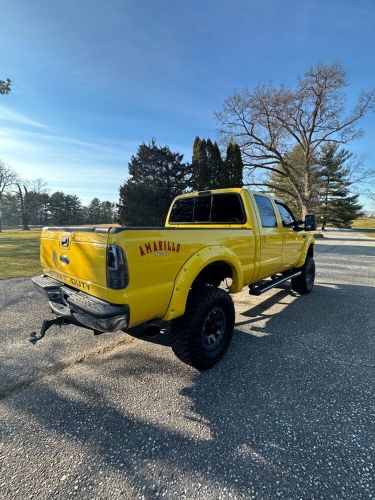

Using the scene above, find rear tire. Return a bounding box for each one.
[171,287,235,369]
[291,256,315,294]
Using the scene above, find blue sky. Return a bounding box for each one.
[1,0,374,207]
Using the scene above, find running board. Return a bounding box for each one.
[249,270,302,296]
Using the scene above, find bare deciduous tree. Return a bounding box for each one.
[368,192,375,208]
[216,62,375,216]
[16,183,41,231]
[0,160,17,231]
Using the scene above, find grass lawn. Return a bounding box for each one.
[352,218,375,229]
[0,229,41,279]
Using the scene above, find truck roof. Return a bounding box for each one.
[174,187,285,204]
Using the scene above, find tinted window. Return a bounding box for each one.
[169,194,245,223]
[194,196,211,222]
[169,198,194,222]
[254,194,277,228]
[211,194,244,222]
[276,202,295,226]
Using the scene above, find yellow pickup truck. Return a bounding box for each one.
[31,188,316,369]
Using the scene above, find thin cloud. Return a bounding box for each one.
[0,125,131,203]
[0,104,47,129]
[0,127,133,163]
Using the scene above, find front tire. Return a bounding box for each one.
[171,287,235,369]
[291,256,315,294]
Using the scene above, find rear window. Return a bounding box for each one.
[169,198,194,222]
[194,196,211,222]
[169,193,245,224]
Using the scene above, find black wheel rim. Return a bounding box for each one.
[201,307,226,351]
[306,262,315,289]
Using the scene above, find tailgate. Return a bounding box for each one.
[40,227,110,301]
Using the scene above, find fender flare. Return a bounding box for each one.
[295,237,315,268]
[163,246,243,321]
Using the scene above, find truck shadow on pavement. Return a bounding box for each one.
[2,283,374,498]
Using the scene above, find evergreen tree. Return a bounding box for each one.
[87,198,115,224]
[49,192,83,225]
[191,137,226,190]
[206,139,222,188]
[64,194,84,225]
[318,144,363,229]
[87,197,102,224]
[48,192,66,225]
[100,200,116,223]
[191,137,209,190]
[118,140,190,226]
[223,142,244,187]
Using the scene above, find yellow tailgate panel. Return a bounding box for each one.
[40,229,109,300]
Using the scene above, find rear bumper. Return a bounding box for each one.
[31,275,129,332]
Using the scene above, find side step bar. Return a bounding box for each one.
[249,270,302,296]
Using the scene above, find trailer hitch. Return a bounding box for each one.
[30,317,72,344]
[29,315,103,344]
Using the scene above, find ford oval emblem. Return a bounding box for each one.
[60,254,70,265]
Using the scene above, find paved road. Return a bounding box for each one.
[0,232,374,499]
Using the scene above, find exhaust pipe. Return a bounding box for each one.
[143,324,161,337]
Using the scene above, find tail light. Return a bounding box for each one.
[107,244,129,289]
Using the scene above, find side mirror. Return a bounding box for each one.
[283,220,304,231]
[304,213,317,231]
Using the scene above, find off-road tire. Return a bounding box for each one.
[291,256,315,294]
[171,287,235,370]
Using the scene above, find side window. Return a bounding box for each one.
[276,202,295,226]
[254,194,277,228]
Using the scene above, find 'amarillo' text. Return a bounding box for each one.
[139,241,181,257]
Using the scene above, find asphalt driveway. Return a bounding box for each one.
[0,232,374,499]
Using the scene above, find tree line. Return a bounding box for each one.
[0,167,116,230]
